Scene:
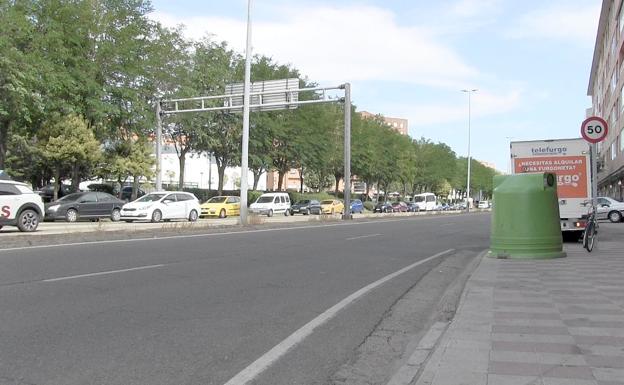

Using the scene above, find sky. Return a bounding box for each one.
[149,0,601,173]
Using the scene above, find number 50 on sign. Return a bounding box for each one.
[581,116,608,143]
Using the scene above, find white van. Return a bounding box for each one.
[413,193,437,211]
[249,192,291,217]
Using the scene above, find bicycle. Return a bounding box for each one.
[582,202,598,252]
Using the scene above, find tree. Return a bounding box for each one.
[39,115,101,200]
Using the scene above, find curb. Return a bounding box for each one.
[384,250,488,385]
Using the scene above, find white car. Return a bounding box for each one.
[120,191,200,223]
[0,180,45,232]
[249,192,291,217]
[596,196,624,223]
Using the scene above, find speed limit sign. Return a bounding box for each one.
[581,116,609,143]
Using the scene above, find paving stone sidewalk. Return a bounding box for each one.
[414,233,624,385]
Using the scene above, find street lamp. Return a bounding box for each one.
[461,89,477,212]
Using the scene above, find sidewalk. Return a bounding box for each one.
[412,223,624,385]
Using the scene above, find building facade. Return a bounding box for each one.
[359,111,409,135]
[588,0,624,200]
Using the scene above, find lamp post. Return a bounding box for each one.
[239,0,253,225]
[461,89,477,212]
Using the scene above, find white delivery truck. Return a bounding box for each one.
[510,138,591,237]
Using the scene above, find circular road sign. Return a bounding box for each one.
[581,116,608,143]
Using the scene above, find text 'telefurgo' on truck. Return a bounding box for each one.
[511,138,591,238]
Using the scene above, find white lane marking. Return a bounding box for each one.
[0,215,473,253]
[346,233,382,240]
[42,264,165,283]
[222,248,455,385]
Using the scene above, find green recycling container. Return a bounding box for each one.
[487,173,566,259]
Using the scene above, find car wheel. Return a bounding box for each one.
[111,208,121,222]
[123,220,134,223]
[267,209,273,217]
[17,209,39,232]
[189,209,199,222]
[219,209,226,218]
[608,210,622,223]
[151,209,162,223]
[65,209,78,223]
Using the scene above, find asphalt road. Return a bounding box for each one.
[0,213,491,385]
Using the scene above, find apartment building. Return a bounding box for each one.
[588,0,624,199]
[359,111,409,135]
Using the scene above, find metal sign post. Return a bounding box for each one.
[240,0,253,226]
[581,116,609,213]
[343,83,352,219]
[155,101,163,191]
[156,83,352,225]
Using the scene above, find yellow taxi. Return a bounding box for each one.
[320,199,344,215]
[200,196,240,218]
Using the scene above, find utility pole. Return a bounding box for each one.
[461,89,477,212]
[240,0,253,225]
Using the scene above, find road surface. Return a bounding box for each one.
[0,213,490,385]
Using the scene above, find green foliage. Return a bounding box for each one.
[363,201,375,211]
[288,191,335,204]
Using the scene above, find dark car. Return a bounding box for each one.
[373,201,393,213]
[290,199,321,215]
[350,199,364,214]
[121,186,145,202]
[37,184,72,203]
[392,201,408,212]
[44,192,126,222]
[406,202,420,212]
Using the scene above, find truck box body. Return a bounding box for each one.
[510,138,591,233]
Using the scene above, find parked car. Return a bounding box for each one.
[45,192,126,222]
[477,201,489,209]
[290,199,321,215]
[120,191,200,223]
[201,196,240,218]
[319,199,344,215]
[391,201,408,212]
[0,180,44,232]
[406,202,420,212]
[350,199,364,214]
[596,196,624,222]
[37,183,72,202]
[373,201,393,213]
[249,192,291,217]
[120,186,145,202]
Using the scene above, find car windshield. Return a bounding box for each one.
[135,193,166,202]
[256,196,275,203]
[413,196,426,202]
[57,193,82,202]
[296,200,310,205]
[321,200,334,205]
[207,196,227,203]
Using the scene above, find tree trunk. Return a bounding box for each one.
[0,122,8,170]
[70,163,80,193]
[252,170,262,191]
[299,167,304,193]
[178,149,187,189]
[217,165,226,195]
[334,174,341,196]
[365,181,371,200]
[132,175,140,201]
[376,179,381,202]
[53,166,61,201]
[277,170,285,191]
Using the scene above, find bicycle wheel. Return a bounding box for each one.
[584,221,597,252]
